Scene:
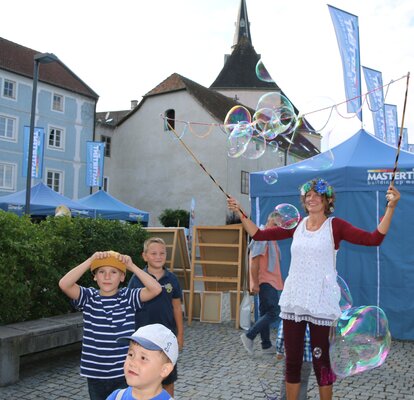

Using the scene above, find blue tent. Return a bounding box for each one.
[250,129,414,340]
[78,190,149,224]
[0,182,91,217]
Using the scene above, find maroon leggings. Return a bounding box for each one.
[283,319,336,386]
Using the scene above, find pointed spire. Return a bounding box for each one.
[233,0,252,47]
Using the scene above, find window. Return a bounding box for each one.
[103,176,109,192]
[241,170,249,194]
[3,79,16,99]
[0,115,16,140]
[48,127,64,149]
[102,136,111,157]
[52,93,64,112]
[164,109,175,131]
[0,162,16,190]
[46,169,63,193]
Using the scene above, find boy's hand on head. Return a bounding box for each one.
[119,254,134,270]
[91,251,107,262]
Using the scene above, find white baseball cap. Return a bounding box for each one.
[119,323,178,365]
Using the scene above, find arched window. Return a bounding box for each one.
[164,109,175,131]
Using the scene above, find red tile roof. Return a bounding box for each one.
[118,73,319,158]
[0,37,98,100]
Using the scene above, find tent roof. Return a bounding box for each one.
[78,190,149,222]
[0,182,91,216]
[251,129,414,197]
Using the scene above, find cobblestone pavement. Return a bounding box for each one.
[1,320,413,399]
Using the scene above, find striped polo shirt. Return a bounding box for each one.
[73,286,141,379]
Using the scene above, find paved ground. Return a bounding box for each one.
[1,320,413,399]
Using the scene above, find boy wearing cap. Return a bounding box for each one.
[107,323,178,400]
[59,251,162,400]
[128,238,183,397]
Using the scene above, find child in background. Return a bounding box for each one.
[59,251,161,400]
[128,238,183,397]
[276,320,312,400]
[241,212,284,355]
[106,323,178,400]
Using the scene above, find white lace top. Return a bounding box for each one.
[279,217,341,326]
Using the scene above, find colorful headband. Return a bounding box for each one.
[300,178,334,198]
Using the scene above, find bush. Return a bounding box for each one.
[159,208,190,228]
[0,212,148,324]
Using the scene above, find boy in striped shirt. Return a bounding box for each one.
[59,251,161,400]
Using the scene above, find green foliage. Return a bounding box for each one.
[158,208,190,228]
[0,212,148,324]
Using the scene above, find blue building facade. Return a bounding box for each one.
[0,37,99,199]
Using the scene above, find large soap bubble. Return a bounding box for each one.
[255,59,274,83]
[224,105,252,135]
[242,135,266,159]
[273,203,301,229]
[227,124,253,158]
[329,306,391,378]
[255,92,298,137]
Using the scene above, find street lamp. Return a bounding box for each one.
[25,52,59,214]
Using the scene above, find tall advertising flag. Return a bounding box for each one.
[23,126,45,178]
[328,5,362,121]
[384,104,398,146]
[86,141,105,187]
[362,66,386,141]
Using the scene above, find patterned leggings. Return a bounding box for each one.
[283,319,336,386]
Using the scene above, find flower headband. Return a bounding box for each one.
[300,178,334,198]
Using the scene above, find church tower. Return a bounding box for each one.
[210,0,280,109]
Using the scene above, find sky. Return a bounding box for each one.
[2,0,414,146]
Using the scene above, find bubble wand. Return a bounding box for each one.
[390,72,410,186]
[164,118,248,218]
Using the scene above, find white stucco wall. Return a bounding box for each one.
[107,90,285,226]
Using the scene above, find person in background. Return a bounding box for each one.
[241,212,284,356]
[128,238,183,397]
[228,178,400,400]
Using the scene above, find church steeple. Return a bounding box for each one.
[233,0,252,47]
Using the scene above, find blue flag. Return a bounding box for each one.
[384,104,398,146]
[362,67,386,141]
[86,141,105,187]
[23,126,45,179]
[329,5,362,121]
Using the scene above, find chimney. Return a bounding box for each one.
[131,100,138,109]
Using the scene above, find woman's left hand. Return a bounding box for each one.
[386,185,401,208]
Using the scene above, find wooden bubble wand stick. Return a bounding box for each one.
[390,72,410,187]
[165,118,248,218]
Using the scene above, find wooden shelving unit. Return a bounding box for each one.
[188,224,247,329]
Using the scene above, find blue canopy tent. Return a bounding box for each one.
[250,129,414,340]
[0,182,91,217]
[78,190,149,225]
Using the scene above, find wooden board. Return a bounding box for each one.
[188,224,247,328]
[200,292,222,323]
[183,290,201,320]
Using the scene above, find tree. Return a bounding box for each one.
[159,208,190,228]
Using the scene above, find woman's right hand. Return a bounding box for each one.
[227,196,241,213]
